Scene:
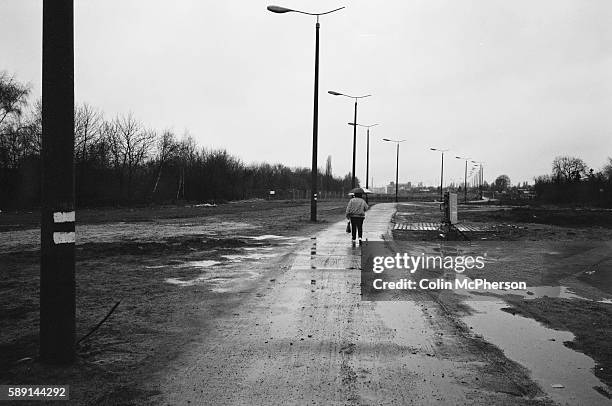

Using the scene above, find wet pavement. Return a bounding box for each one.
[157,203,611,405]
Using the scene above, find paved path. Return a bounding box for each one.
[157,203,548,405]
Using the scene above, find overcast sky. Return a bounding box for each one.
[2,0,611,187]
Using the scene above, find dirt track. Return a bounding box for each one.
[155,204,550,405]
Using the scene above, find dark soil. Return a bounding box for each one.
[0,200,346,405]
[460,206,612,229]
[501,297,612,387]
[390,201,612,389]
[0,199,344,232]
[392,202,612,241]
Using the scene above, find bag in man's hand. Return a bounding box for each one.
[346,221,351,233]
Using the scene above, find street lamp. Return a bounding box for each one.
[469,165,478,189]
[430,148,449,202]
[383,138,405,203]
[328,90,371,188]
[472,160,484,199]
[455,156,471,204]
[348,122,378,190]
[267,5,345,222]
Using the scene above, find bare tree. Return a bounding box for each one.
[0,102,41,170]
[0,74,33,171]
[74,103,103,162]
[175,134,197,199]
[102,113,155,200]
[552,156,588,182]
[0,71,30,127]
[151,130,178,197]
[25,99,42,154]
[101,119,120,170]
[603,157,612,182]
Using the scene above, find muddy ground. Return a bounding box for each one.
[2,199,612,404]
[391,201,612,394]
[0,200,346,405]
[156,203,555,405]
[392,202,612,241]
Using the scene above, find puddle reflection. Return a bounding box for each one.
[463,299,609,405]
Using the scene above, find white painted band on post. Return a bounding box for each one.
[53,211,75,223]
[53,231,75,244]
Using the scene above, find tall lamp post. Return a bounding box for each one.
[456,156,470,204]
[430,148,449,202]
[267,5,345,222]
[469,165,478,189]
[472,160,484,199]
[348,123,378,190]
[328,90,371,188]
[383,138,405,202]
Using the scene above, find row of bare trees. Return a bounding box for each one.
[0,71,354,209]
[533,156,612,205]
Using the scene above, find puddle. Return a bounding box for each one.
[450,268,612,306]
[180,260,220,268]
[463,298,610,405]
[166,269,259,287]
[165,276,208,286]
[209,287,232,293]
[149,260,220,271]
[452,274,589,301]
[519,286,587,300]
[205,277,234,282]
[247,234,292,241]
[241,234,309,243]
[221,253,278,262]
[165,234,305,288]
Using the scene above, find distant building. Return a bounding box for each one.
[383,181,413,194]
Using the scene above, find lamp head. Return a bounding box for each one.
[267,5,293,13]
